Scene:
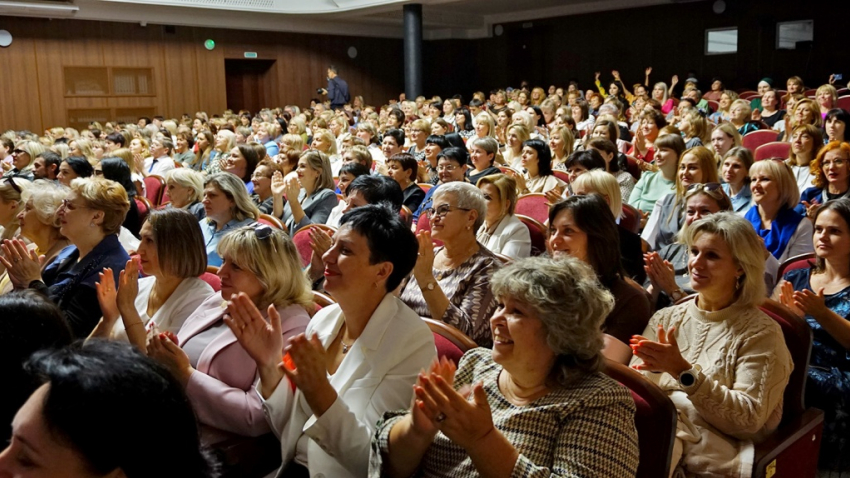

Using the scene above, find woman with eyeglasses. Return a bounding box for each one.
[642,146,719,251]
[0,181,69,295]
[90,208,213,350]
[200,173,259,267]
[798,142,850,218]
[1,177,131,338]
[3,142,46,181]
[746,160,814,263]
[249,158,283,218]
[631,212,792,477]
[401,181,501,347]
[223,205,434,478]
[142,224,312,444]
[775,198,850,473]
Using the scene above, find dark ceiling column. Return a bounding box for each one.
[403,3,423,99]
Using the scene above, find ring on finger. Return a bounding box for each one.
[435,412,446,423]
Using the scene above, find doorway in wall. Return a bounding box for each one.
[224,59,276,113]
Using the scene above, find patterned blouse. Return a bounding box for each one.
[399,245,500,347]
[369,348,640,478]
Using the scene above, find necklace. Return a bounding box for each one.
[341,339,352,354]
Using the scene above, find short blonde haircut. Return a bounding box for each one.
[511,110,535,131]
[683,110,710,145]
[281,133,304,152]
[214,130,236,153]
[165,169,204,204]
[20,180,67,229]
[507,124,531,145]
[730,99,752,119]
[683,212,766,307]
[793,98,822,128]
[572,170,622,219]
[312,129,338,156]
[70,177,130,235]
[288,117,307,135]
[433,182,486,231]
[356,122,379,144]
[300,150,335,191]
[816,84,838,108]
[204,173,259,223]
[345,145,373,170]
[749,160,800,209]
[217,226,313,310]
[476,173,518,215]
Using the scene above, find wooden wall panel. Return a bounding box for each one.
[162,28,202,119]
[0,34,42,132]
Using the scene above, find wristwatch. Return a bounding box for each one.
[670,288,687,302]
[425,281,436,291]
[677,364,702,391]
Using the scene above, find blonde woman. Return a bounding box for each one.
[165,168,206,220]
[280,133,304,155]
[503,124,530,169]
[816,84,838,118]
[709,122,742,164]
[729,99,759,136]
[680,110,710,148]
[0,177,32,244]
[277,150,338,232]
[3,141,46,181]
[69,138,98,165]
[200,173,259,267]
[708,90,739,124]
[208,129,236,175]
[475,174,531,259]
[548,124,574,170]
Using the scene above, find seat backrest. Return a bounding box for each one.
[143,175,165,206]
[257,214,285,232]
[621,203,641,234]
[422,317,477,352]
[291,224,336,268]
[625,155,642,181]
[603,360,677,478]
[312,290,335,309]
[777,252,816,279]
[551,170,570,184]
[400,205,413,227]
[758,299,813,417]
[417,182,433,193]
[755,142,791,161]
[414,213,443,247]
[432,332,465,365]
[837,95,850,111]
[742,130,779,151]
[706,99,720,112]
[515,214,547,256]
[497,166,519,177]
[199,272,221,292]
[515,193,550,224]
[134,197,150,225]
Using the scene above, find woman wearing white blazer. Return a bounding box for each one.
[225,205,436,478]
[476,174,532,259]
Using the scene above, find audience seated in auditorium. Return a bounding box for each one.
[631,212,792,477]
[386,152,426,212]
[56,155,94,187]
[643,146,719,251]
[90,208,213,346]
[200,172,259,267]
[745,160,814,263]
[548,194,650,344]
[787,124,824,193]
[165,168,207,221]
[222,144,260,194]
[412,146,469,223]
[798,142,850,217]
[775,198,850,473]
[97,157,142,238]
[225,205,434,478]
[279,150,338,232]
[465,137,501,187]
[401,181,500,347]
[476,173,531,260]
[148,225,311,443]
[720,147,754,213]
[373,256,639,478]
[2,177,130,338]
[628,133,683,214]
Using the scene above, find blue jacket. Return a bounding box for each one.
[327,77,350,107]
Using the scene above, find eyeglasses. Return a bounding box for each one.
[60,199,90,211]
[436,165,459,172]
[11,149,24,156]
[686,182,726,200]
[5,177,21,194]
[424,204,471,219]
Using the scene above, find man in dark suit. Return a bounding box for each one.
[320,65,350,111]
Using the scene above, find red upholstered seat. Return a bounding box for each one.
[432,332,465,365]
[837,95,850,111]
[291,224,336,268]
[621,203,641,234]
[199,272,221,292]
[603,360,677,478]
[743,130,780,151]
[515,214,547,257]
[143,175,166,206]
[515,193,549,224]
[777,253,816,279]
[257,214,285,233]
[421,317,476,364]
[551,170,570,184]
[755,142,791,161]
[414,212,443,247]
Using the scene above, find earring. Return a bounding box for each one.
[89,221,95,228]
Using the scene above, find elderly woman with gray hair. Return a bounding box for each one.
[630,212,792,477]
[372,256,640,477]
[400,181,501,347]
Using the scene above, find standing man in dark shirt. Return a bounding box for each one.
[320,65,350,111]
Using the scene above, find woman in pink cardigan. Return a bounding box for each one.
[146,224,313,443]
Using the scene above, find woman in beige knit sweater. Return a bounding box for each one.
[630,212,793,478]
